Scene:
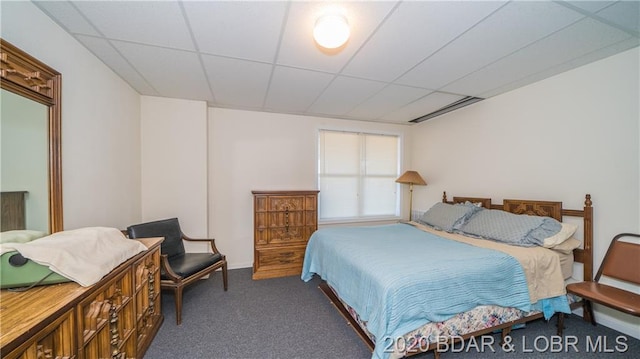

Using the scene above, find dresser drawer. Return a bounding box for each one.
[256,246,306,267]
[269,211,304,227]
[253,245,306,280]
[3,309,76,359]
[75,266,137,358]
[269,196,304,211]
[267,226,307,244]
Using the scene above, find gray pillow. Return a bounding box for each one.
[417,202,481,232]
[458,209,561,247]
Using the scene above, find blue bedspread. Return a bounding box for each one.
[301,223,533,359]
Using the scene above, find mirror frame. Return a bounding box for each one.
[1,38,63,233]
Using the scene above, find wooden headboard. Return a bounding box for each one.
[443,191,593,281]
[1,191,27,231]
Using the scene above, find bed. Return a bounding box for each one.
[301,192,593,359]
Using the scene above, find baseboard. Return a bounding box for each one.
[228,262,252,270]
[592,305,640,339]
[572,305,640,339]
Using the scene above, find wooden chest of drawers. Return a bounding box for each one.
[0,237,163,359]
[252,190,319,280]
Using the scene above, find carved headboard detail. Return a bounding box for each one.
[503,200,563,221]
[442,191,593,281]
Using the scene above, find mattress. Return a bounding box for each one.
[414,221,576,279]
[302,223,571,359]
[408,222,569,303]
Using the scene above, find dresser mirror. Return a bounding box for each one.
[0,38,63,233]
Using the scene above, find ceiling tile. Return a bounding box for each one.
[265,66,334,113]
[380,92,464,123]
[33,1,100,36]
[444,17,633,97]
[479,37,640,98]
[112,41,211,101]
[348,85,432,120]
[308,76,387,116]
[596,1,640,35]
[75,35,158,96]
[562,1,615,13]
[183,1,287,62]
[396,1,585,90]
[74,1,195,50]
[201,54,272,109]
[342,0,506,82]
[277,1,398,73]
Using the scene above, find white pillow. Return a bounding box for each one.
[542,222,578,248]
[548,236,581,254]
[0,230,47,244]
[465,201,483,207]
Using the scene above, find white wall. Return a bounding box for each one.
[140,96,208,251]
[409,48,639,338]
[208,108,411,269]
[1,1,142,230]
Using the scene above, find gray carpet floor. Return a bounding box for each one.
[145,268,639,358]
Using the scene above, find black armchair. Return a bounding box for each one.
[127,218,228,325]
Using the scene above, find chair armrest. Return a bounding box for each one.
[181,234,221,254]
[160,254,182,282]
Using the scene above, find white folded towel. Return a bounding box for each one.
[0,227,147,287]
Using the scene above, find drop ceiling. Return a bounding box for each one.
[33,0,639,125]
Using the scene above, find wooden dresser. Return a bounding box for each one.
[0,237,163,359]
[252,190,319,280]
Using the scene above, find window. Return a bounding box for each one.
[318,130,400,222]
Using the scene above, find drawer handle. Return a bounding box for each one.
[108,300,123,357]
[285,208,289,232]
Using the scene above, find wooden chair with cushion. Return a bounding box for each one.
[558,233,640,335]
[127,218,228,325]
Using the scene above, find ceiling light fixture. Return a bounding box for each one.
[313,13,350,49]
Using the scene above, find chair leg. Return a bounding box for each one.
[583,300,596,326]
[174,286,184,325]
[222,262,228,291]
[556,313,565,336]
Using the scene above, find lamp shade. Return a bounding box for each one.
[395,171,427,186]
[313,14,350,49]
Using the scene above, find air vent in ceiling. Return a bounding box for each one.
[409,96,484,123]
